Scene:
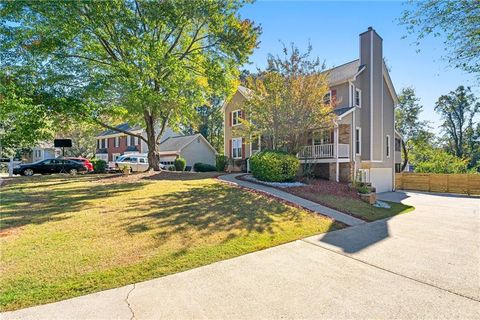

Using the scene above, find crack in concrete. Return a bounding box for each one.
[125,284,136,320]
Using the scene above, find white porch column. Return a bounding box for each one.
[334,124,339,182]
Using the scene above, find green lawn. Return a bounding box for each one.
[0,173,342,311]
[288,189,414,222]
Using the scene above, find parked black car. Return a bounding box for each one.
[13,159,88,176]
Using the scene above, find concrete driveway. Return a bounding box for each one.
[3,191,479,319]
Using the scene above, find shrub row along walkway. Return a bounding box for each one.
[218,174,365,226]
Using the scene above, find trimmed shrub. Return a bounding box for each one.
[194,162,217,172]
[167,165,176,171]
[174,157,187,171]
[216,155,228,172]
[249,150,300,182]
[91,159,107,173]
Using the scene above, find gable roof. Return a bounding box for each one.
[325,59,365,85]
[333,106,355,119]
[96,123,143,137]
[159,133,217,154]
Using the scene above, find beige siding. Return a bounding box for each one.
[181,137,216,167]
[331,82,349,108]
[223,91,250,158]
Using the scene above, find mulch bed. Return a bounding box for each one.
[292,178,360,199]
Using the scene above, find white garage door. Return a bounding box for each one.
[370,168,393,193]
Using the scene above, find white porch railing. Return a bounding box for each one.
[298,143,350,159]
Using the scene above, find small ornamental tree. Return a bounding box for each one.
[239,44,334,155]
[1,0,260,170]
[174,157,186,171]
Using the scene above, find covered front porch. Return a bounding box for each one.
[297,124,353,182]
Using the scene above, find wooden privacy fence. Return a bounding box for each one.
[396,173,480,195]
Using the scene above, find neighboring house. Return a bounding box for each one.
[158,134,217,167]
[223,27,400,192]
[95,123,177,162]
[95,123,216,167]
[27,142,60,162]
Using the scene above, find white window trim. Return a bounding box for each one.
[126,135,131,146]
[134,136,139,145]
[115,136,119,148]
[349,83,354,107]
[386,134,391,158]
[323,90,332,106]
[232,110,242,127]
[355,88,362,108]
[232,137,242,159]
[355,127,362,156]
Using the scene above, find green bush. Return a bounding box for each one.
[216,155,228,172]
[250,150,300,182]
[194,163,217,172]
[174,157,186,171]
[167,165,175,171]
[91,159,107,173]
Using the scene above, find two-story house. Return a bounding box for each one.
[95,123,179,162]
[223,27,402,192]
[95,123,217,167]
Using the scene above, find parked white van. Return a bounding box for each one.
[115,155,149,172]
[114,154,167,172]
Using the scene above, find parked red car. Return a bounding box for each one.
[64,157,94,172]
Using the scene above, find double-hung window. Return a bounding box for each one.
[355,88,362,107]
[323,91,331,106]
[386,135,391,158]
[232,110,242,126]
[355,127,361,156]
[114,136,120,148]
[232,138,242,159]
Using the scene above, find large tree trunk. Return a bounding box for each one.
[144,112,161,171]
[401,139,408,172]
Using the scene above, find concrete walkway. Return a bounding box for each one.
[3,191,479,319]
[218,173,365,226]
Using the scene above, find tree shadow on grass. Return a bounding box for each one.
[0,180,147,231]
[122,183,306,242]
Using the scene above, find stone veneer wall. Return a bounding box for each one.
[339,124,350,144]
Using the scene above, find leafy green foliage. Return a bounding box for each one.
[400,0,480,80]
[174,157,186,171]
[413,147,473,174]
[395,87,434,171]
[91,159,107,173]
[184,98,224,153]
[0,75,54,156]
[250,150,300,182]
[215,155,228,172]
[193,162,217,172]
[240,44,333,154]
[1,0,260,170]
[435,86,479,169]
[396,87,430,142]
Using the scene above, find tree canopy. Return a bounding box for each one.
[400,0,480,80]
[240,44,333,154]
[0,74,54,157]
[435,85,479,169]
[1,0,259,169]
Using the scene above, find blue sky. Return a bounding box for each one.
[239,1,478,132]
